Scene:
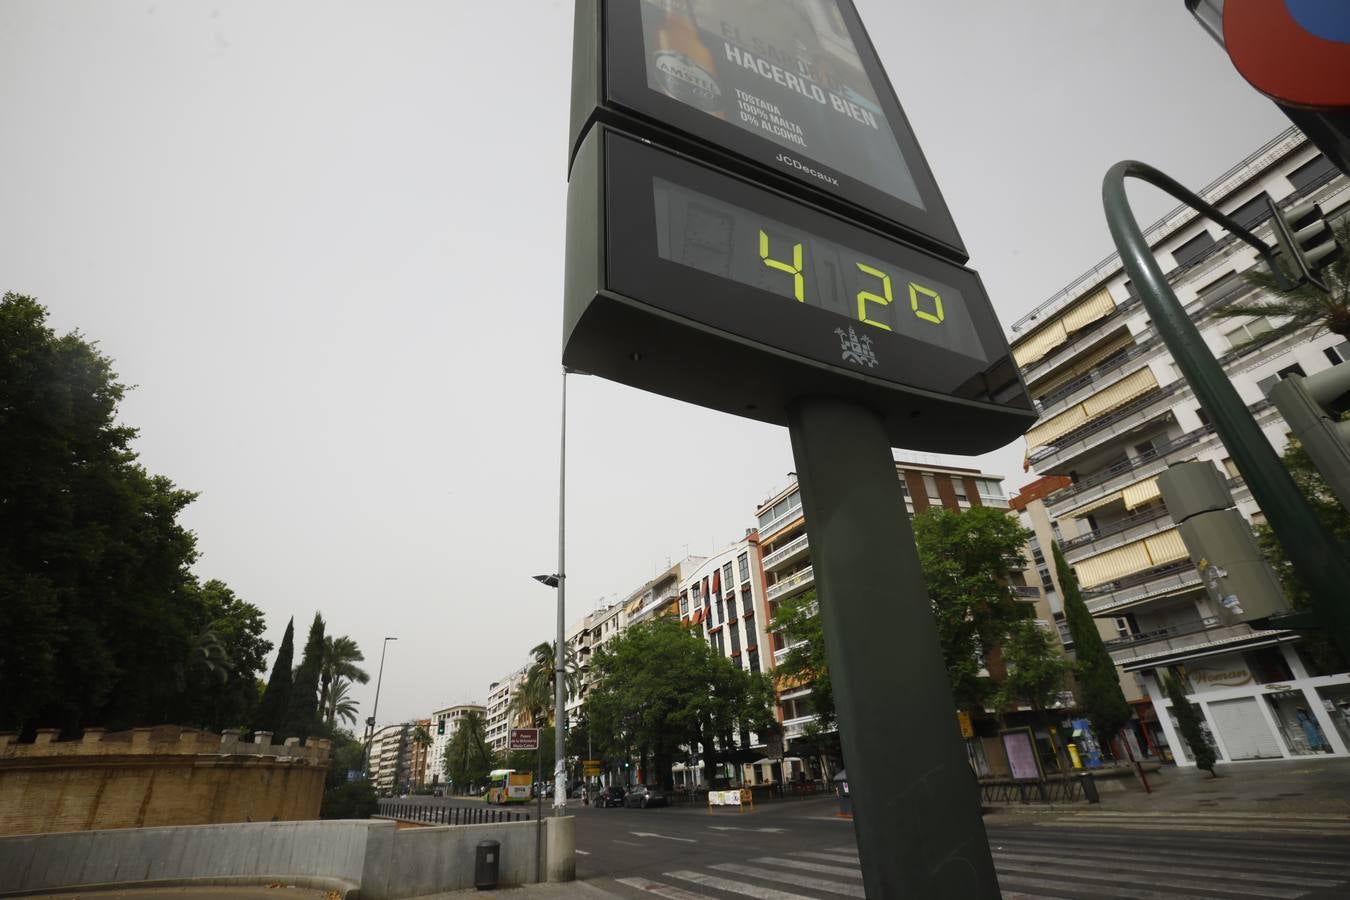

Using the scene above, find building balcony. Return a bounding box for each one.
[1107,618,1289,670]
[1062,505,1174,565]
[1030,385,1181,473]
[1010,585,1042,601]
[1047,426,1215,517]
[762,533,810,571]
[1021,310,1133,388]
[766,566,814,602]
[758,504,804,541]
[1083,561,1203,616]
[1035,337,1161,416]
[773,638,809,667]
[783,714,823,741]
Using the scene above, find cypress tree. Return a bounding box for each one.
[253,617,294,735]
[1163,673,1217,775]
[1054,542,1132,748]
[284,613,326,740]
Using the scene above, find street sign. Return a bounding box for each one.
[957,710,973,739]
[563,127,1035,452]
[583,759,603,776]
[572,0,967,263]
[509,728,540,751]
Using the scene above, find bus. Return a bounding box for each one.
[486,769,531,804]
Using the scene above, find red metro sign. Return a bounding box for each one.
[1224,2,1350,109]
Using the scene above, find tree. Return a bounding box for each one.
[913,506,1034,712]
[444,709,494,793]
[1254,435,1350,674]
[171,580,272,731]
[1215,219,1350,340]
[584,617,774,791]
[284,613,326,740]
[769,591,834,729]
[253,618,294,735]
[320,729,378,819]
[1163,673,1217,775]
[1054,542,1132,747]
[325,679,361,729]
[994,618,1072,720]
[0,294,237,736]
[510,641,580,727]
[320,636,369,725]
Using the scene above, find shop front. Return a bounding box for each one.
[1130,636,1350,766]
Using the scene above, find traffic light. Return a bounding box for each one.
[1157,462,1289,626]
[1271,363,1350,512]
[437,720,445,736]
[1263,193,1343,293]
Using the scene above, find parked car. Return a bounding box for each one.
[624,784,667,809]
[595,786,626,808]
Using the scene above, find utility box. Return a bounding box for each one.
[1158,462,1289,625]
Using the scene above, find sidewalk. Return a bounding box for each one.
[986,756,1350,821]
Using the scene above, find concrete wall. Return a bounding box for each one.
[0,727,329,836]
[0,816,575,898]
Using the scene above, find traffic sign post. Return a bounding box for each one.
[566,4,1033,894]
[511,728,543,882]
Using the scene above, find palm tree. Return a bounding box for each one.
[509,641,580,727]
[175,622,234,692]
[444,709,494,794]
[1216,219,1350,341]
[319,635,369,722]
[326,678,360,728]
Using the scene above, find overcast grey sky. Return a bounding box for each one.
[0,2,1289,728]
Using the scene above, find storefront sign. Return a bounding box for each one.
[1188,667,1253,689]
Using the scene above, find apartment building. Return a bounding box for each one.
[755,459,1011,775]
[368,723,411,795]
[676,533,773,787]
[1010,126,1350,765]
[485,666,528,755]
[564,599,626,727]
[427,703,486,788]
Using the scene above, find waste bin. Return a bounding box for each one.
[832,769,851,817]
[475,839,500,890]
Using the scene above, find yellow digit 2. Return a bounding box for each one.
[855,263,893,331]
[909,282,944,324]
[759,230,805,302]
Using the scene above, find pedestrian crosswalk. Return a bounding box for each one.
[589,826,1350,899]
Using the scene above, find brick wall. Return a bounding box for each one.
[0,726,330,836]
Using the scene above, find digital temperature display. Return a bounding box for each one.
[562,127,1036,453]
[651,178,986,362]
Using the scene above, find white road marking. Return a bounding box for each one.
[990,839,1350,877]
[615,876,707,899]
[996,860,1306,899]
[666,870,815,899]
[613,839,641,846]
[631,831,697,843]
[799,851,862,866]
[997,871,1218,900]
[707,826,788,833]
[994,850,1343,890]
[751,857,862,879]
[710,862,864,898]
[576,849,591,856]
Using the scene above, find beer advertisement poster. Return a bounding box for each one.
[640,0,924,209]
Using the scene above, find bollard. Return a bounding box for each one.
[475,839,501,891]
[1081,772,1100,804]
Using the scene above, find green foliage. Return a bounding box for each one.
[510,641,580,727]
[1163,673,1217,774]
[1054,542,1132,743]
[320,635,369,727]
[1255,436,1350,673]
[912,506,1035,711]
[284,613,326,739]
[321,729,378,818]
[768,591,833,728]
[993,617,1073,718]
[584,617,775,790]
[0,294,267,736]
[444,709,494,793]
[1216,219,1350,340]
[253,618,294,735]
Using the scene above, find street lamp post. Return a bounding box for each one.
[533,367,570,813]
[363,636,398,780]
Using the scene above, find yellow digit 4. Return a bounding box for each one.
[759,230,805,302]
[855,263,893,331]
[909,282,944,325]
